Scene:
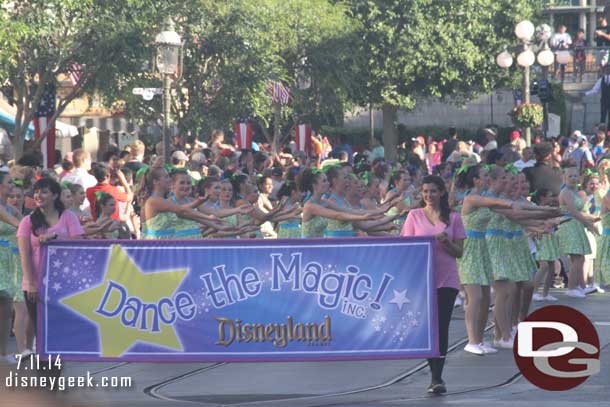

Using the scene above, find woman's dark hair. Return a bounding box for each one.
[420,175,451,225]
[135,166,166,205]
[30,178,65,235]
[455,165,480,190]
[297,168,324,195]
[388,170,407,190]
[532,187,552,205]
[196,176,220,200]
[256,175,272,192]
[325,166,343,188]
[95,192,115,219]
[230,174,249,201]
[277,180,296,200]
[61,160,74,172]
[372,162,388,180]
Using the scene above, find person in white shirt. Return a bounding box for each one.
[514,147,536,170]
[585,65,610,128]
[61,148,97,211]
[551,25,572,82]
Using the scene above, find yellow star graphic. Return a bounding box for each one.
[61,244,188,357]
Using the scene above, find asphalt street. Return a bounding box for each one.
[1,288,608,407]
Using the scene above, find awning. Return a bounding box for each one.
[0,107,35,137]
[55,120,79,138]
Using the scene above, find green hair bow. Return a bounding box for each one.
[455,161,472,176]
[12,179,24,187]
[321,163,341,173]
[362,171,370,186]
[135,165,150,183]
[95,191,112,202]
[584,168,600,177]
[529,190,537,198]
[482,164,495,172]
[504,163,519,175]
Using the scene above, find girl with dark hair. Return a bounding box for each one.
[197,177,221,207]
[94,192,123,239]
[458,165,524,355]
[298,169,379,238]
[17,177,85,336]
[136,166,232,240]
[384,170,416,231]
[400,175,465,394]
[230,174,250,201]
[275,180,303,239]
[0,171,27,363]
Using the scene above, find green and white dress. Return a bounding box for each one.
[169,195,202,239]
[142,212,179,240]
[324,193,356,238]
[302,216,328,238]
[277,219,302,239]
[536,232,561,261]
[0,205,23,301]
[595,212,610,286]
[458,207,493,285]
[557,192,591,255]
[485,211,513,281]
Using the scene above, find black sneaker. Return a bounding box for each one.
[427,381,447,394]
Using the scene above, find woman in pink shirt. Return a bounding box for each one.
[400,175,466,395]
[17,178,84,340]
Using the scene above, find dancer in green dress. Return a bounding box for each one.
[298,169,378,238]
[595,184,610,287]
[557,166,597,298]
[137,166,235,240]
[0,171,24,363]
[458,164,520,355]
[533,188,561,302]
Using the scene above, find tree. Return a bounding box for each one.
[344,0,542,159]
[109,0,357,153]
[0,0,160,159]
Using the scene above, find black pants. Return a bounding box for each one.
[24,291,37,329]
[601,99,610,128]
[427,287,459,384]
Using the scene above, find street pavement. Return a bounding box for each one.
[1,288,608,407]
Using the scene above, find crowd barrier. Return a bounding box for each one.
[38,237,437,362]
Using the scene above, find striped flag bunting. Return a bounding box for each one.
[266,80,291,105]
[34,86,56,168]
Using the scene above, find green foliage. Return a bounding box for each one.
[343,0,542,110]
[511,103,544,128]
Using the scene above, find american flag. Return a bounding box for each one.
[266,80,291,105]
[34,86,56,168]
[68,64,83,86]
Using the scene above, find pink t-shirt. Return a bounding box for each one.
[400,208,466,290]
[17,210,85,291]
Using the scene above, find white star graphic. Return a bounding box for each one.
[388,289,411,311]
[52,282,62,292]
[52,260,62,269]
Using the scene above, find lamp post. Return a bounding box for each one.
[155,17,183,162]
[496,20,554,146]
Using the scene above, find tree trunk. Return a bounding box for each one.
[382,103,398,160]
[272,102,281,154]
[12,135,24,162]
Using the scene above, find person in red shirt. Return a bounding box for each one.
[86,163,132,220]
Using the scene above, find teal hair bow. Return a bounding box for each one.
[482,164,495,172]
[12,179,24,187]
[61,181,72,189]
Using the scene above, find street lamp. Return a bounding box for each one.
[155,17,183,162]
[496,21,554,146]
